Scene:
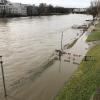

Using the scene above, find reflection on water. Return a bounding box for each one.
[0,14,92,93]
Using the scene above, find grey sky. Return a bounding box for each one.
[10,0,91,8]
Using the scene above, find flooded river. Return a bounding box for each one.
[0,14,92,100]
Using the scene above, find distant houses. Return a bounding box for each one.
[73,8,87,14]
[0,0,38,17]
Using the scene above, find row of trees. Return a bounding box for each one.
[38,3,73,15]
[27,3,73,16]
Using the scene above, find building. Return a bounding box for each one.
[0,5,4,16]
[73,8,87,13]
[0,1,28,17]
[0,0,38,17]
[0,0,7,4]
[6,3,27,16]
[0,1,6,17]
[21,4,27,16]
[27,5,38,16]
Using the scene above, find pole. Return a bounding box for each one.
[61,32,63,51]
[0,56,7,98]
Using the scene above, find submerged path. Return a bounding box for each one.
[0,30,90,100]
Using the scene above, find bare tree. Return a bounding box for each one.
[90,0,100,17]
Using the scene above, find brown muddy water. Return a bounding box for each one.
[0,14,92,100]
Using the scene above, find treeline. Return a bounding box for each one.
[27,3,73,16]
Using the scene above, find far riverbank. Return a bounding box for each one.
[0,13,70,18]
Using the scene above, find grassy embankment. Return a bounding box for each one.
[87,22,100,42]
[55,21,100,100]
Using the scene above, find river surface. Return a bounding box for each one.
[0,14,92,100]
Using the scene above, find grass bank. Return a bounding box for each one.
[55,44,100,100]
[87,22,100,42]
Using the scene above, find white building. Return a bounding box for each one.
[0,0,37,17]
[6,3,27,16]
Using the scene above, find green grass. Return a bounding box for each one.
[87,31,100,42]
[55,44,100,100]
[87,22,100,42]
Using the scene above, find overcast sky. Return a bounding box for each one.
[10,0,91,8]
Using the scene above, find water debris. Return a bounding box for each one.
[73,62,80,65]
[72,24,88,29]
[66,38,78,49]
[85,19,93,21]
[64,60,70,62]
[82,56,96,62]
